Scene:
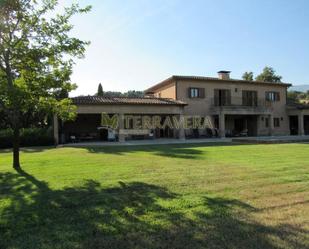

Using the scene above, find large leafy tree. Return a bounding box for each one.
[242,71,253,81]
[0,0,91,169]
[255,66,282,83]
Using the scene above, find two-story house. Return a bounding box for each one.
[144,71,293,138]
[53,71,309,144]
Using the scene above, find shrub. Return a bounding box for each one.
[0,128,54,149]
[0,129,13,148]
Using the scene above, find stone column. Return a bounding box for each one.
[53,114,59,145]
[178,114,186,140]
[269,114,274,136]
[219,113,225,138]
[118,113,126,142]
[298,112,305,136]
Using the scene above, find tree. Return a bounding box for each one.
[123,90,144,98]
[255,67,282,83]
[97,83,103,96]
[102,91,122,97]
[242,72,253,81]
[96,90,145,98]
[0,0,91,169]
[287,91,301,103]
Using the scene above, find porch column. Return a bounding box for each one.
[118,113,126,142]
[178,114,185,140]
[219,113,225,138]
[298,112,305,136]
[53,114,59,145]
[269,114,274,136]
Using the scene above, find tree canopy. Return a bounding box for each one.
[95,90,145,98]
[242,72,254,81]
[0,0,91,168]
[287,91,309,104]
[255,67,282,83]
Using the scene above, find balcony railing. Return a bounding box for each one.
[210,97,273,113]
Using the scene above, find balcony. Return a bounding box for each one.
[209,97,273,114]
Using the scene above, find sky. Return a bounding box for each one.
[57,0,309,96]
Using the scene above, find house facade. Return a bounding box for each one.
[145,71,292,138]
[54,71,309,144]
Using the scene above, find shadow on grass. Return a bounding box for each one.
[0,169,307,249]
[0,143,210,159]
[0,146,52,154]
[84,143,220,159]
[68,142,276,159]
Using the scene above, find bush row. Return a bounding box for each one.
[0,128,54,149]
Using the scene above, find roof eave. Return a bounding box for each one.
[144,75,292,92]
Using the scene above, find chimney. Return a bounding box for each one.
[217,70,231,80]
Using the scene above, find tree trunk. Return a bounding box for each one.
[13,127,20,170]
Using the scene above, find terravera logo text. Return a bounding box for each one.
[101,113,213,130]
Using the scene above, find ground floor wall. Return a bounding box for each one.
[60,113,187,143]
[54,107,308,144]
[288,112,309,136]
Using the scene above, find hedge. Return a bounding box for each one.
[0,128,54,149]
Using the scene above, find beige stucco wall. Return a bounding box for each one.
[152,79,290,136]
[182,80,289,135]
[153,82,176,99]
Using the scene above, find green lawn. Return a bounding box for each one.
[0,143,308,249]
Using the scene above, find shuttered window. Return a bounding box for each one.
[242,91,257,106]
[265,92,280,102]
[188,88,205,98]
[214,89,231,106]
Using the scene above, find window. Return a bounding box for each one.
[190,88,199,98]
[274,118,280,127]
[188,88,205,98]
[266,92,280,102]
[265,117,269,128]
[214,89,231,106]
[242,90,257,106]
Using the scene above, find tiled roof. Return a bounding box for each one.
[71,96,187,106]
[145,75,292,93]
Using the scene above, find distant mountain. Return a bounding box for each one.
[289,85,309,92]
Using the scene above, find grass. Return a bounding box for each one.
[0,143,308,249]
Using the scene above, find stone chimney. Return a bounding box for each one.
[217,70,231,80]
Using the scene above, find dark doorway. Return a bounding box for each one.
[228,115,257,137]
[155,127,174,138]
[304,116,309,135]
[234,118,246,133]
[154,116,175,138]
[289,116,298,135]
[247,116,258,136]
[99,128,108,141]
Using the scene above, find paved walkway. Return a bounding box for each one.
[61,138,232,147]
[60,135,309,147]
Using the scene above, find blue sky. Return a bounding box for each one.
[58,0,309,96]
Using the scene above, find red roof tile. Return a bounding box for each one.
[72,96,187,106]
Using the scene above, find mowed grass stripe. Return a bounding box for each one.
[0,143,308,249]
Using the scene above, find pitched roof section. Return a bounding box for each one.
[145,75,292,93]
[72,96,187,106]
